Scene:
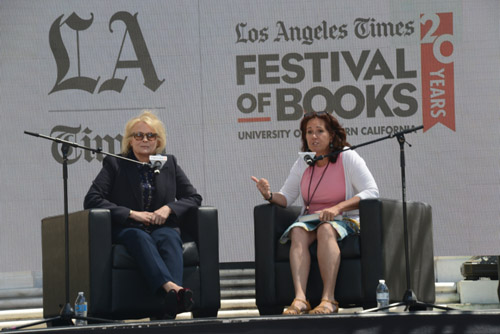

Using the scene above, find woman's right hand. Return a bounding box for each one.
[251,176,271,200]
[129,210,154,225]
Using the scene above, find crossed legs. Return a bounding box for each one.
[113,226,193,317]
[113,226,183,292]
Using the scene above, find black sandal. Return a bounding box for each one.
[161,289,178,319]
[177,288,194,312]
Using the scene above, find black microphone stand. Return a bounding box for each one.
[311,125,455,312]
[7,131,148,331]
[310,125,422,163]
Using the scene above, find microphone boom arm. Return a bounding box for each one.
[24,131,148,167]
[312,125,424,163]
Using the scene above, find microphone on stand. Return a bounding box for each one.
[304,154,315,166]
[149,155,168,174]
[151,161,162,173]
[298,152,316,166]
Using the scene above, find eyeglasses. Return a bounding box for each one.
[131,132,157,141]
[303,111,328,118]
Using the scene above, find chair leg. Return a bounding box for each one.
[258,306,284,315]
[191,308,219,318]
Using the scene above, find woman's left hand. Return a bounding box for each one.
[150,205,172,225]
[318,206,341,222]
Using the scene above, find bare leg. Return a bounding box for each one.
[288,227,316,311]
[315,223,341,312]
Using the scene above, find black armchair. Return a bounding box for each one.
[254,198,435,315]
[41,206,220,321]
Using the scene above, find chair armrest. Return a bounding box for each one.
[253,204,301,308]
[41,209,112,317]
[359,199,385,306]
[360,198,435,304]
[182,206,220,309]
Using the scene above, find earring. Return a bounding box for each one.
[329,142,333,149]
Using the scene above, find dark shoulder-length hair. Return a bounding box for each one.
[299,111,350,163]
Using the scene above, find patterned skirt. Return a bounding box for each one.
[279,216,360,244]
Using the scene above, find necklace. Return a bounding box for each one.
[304,161,330,214]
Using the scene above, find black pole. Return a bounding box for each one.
[398,135,410,293]
[60,143,74,321]
[397,135,418,309]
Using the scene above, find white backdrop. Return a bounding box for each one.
[1,0,499,273]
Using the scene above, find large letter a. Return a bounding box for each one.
[99,12,165,93]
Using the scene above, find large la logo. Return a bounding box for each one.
[48,12,164,94]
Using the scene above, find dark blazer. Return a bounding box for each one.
[84,152,202,227]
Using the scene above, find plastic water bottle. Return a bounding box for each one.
[74,292,88,326]
[376,279,390,309]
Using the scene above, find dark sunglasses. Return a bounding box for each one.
[131,132,157,141]
[303,111,328,118]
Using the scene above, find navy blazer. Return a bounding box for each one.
[84,153,202,227]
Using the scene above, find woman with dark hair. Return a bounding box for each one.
[252,111,378,315]
[84,110,201,318]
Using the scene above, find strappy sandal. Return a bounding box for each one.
[283,298,311,315]
[309,299,339,314]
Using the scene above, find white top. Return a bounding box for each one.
[278,149,379,220]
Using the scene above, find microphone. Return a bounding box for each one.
[149,155,168,174]
[304,154,315,166]
[152,161,162,173]
[298,152,316,166]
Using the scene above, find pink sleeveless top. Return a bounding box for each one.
[300,153,346,214]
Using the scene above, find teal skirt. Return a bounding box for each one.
[279,217,360,244]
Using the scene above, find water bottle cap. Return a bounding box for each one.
[379,279,385,283]
[78,291,84,295]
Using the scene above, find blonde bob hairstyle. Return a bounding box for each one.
[121,110,167,155]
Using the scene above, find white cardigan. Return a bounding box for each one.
[278,149,379,220]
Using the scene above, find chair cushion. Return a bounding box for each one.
[338,234,361,259]
[275,233,361,261]
[112,241,200,269]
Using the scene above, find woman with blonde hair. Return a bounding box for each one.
[85,110,201,318]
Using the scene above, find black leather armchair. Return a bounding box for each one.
[41,206,220,321]
[254,198,436,315]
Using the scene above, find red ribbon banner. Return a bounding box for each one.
[420,12,456,132]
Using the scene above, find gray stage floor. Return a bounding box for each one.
[2,306,500,334]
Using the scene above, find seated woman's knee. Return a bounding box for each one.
[290,227,313,244]
[122,228,151,241]
[317,223,337,239]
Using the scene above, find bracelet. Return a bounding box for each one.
[265,192,273,201]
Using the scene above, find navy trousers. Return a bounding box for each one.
[113,225,183,293]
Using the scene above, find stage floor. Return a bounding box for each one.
[3,308,500,334]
